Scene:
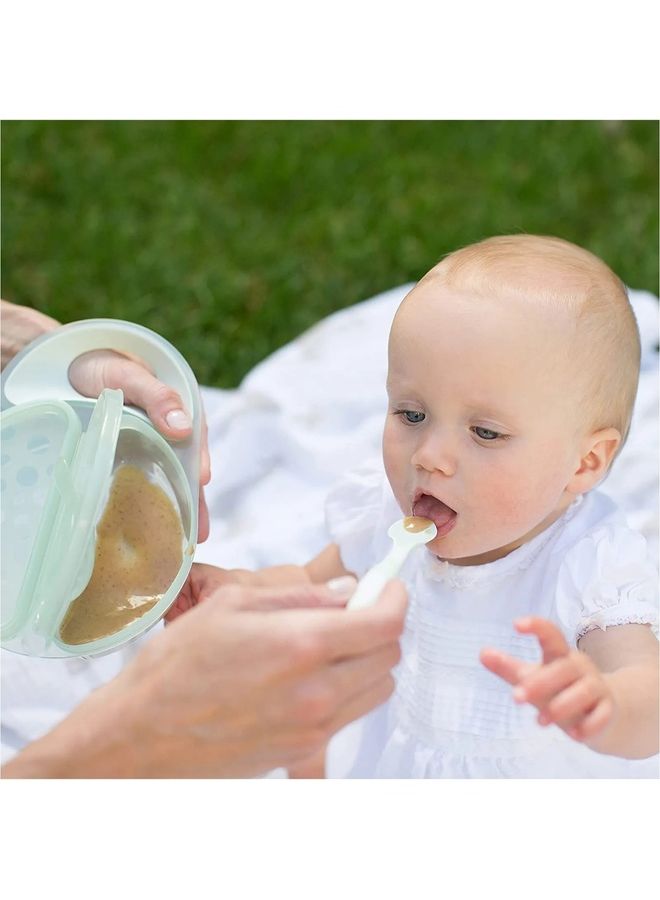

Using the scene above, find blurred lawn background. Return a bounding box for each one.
[2,120,658,388]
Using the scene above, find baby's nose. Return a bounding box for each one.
[411,431,457,476]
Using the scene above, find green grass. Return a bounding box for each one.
[2,121,658,387]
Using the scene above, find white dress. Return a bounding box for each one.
[325,459,659,778]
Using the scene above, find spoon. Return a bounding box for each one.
[346,516,437,610]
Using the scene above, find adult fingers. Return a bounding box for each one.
[320,641,401,706]
[1,300,60,369]
[69,350,195,441]
[163,565,214,623]
[165,563,224,622]
[164,594,195,624]
[273,642,400,747]
[326,674,396,737]
[313,580,408,661]
[69,351,212,531]
[225,579,405,662]
[198,486,210,543]
[233,576,402,624]
[514,616,570,664]
[221,579,357,613]
[199,407,211,486]
[288,748,327,779]
[513,657,581,708]
[480,647,535,686]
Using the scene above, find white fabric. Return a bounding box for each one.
[2,285,658,774]
[323,458,658,778]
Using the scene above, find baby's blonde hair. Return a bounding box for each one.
[420,234,641,448]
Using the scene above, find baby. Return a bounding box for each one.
[177,235,659,777]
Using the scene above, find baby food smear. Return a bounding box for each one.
[402,515,434,533]
[59,464,183,645]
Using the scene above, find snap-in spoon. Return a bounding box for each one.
[346,516,437,610]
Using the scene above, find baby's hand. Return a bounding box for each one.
[480,617,616,744]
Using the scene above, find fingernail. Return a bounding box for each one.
[513,687,526,703]
[166,409,192,431]
[325,575,358,598]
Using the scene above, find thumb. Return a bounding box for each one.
[69,350,193,441]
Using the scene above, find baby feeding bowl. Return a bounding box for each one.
[0,320,201,658]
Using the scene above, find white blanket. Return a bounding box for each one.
[2,285,658,766]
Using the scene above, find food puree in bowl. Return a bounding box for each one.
[59,464,183,645]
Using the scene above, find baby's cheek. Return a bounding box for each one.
[477,478,523,526]
[383,421,402,467]
[383,452,404,502]
[478,462,565,531]
[383,430,409,508]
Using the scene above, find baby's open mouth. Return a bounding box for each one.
[412,492,458,537]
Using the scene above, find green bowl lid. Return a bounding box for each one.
[1,389,124,651]
[1,399,81,641]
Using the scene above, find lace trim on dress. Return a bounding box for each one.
[423,495,585,589]
[576,611,660,639]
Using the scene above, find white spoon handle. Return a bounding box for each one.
[346,544,411,611]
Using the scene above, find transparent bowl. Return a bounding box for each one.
[1,320,201,658]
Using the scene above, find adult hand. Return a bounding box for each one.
[0,299,59,369]
[164,562,247,622]
[0,300,211,541]
[68,350,211,541]
[2,580,407,778]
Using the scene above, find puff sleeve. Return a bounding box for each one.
[554,523,659,644]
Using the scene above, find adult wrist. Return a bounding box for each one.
[1,300,60,370]
[2,674,143,778]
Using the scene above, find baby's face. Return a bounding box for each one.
[383,279,587,565]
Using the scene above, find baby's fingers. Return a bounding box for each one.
[514,616,570,664]
[566,698,614,742]
[538,676,605,729]
[480,648,535,686]
[513,657,581,708]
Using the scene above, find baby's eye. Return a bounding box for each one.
[396,410,426,425]
[472,426,502,441]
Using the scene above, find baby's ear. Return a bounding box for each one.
[566,427,621,493]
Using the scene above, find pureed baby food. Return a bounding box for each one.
[59,464,183,645]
